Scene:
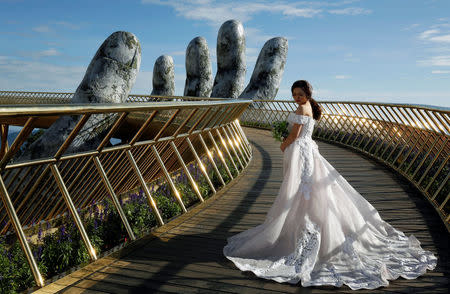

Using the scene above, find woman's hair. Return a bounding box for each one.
[291,80,322,120]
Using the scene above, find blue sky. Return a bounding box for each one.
[0,0,449,107]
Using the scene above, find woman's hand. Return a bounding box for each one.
[280,141,287,152]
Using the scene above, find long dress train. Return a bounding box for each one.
[223,113,436,290]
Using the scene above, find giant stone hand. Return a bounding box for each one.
[151,55,175,96]
[153,19,288,100]
[17,31,141,161]
[184,37,213,97]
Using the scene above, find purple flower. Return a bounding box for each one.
[37,246,43,260]
[60,225,66,237]
[38,227,43,240]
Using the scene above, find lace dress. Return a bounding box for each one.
[223,113,436,290]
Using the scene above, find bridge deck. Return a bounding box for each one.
[36,128,448,294]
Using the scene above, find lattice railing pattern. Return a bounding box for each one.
[1,90,448,287]
[241,100,450,231]
[0,90,226,104]
[0,99,252,287]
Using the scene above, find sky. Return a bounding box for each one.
[0,0,449,107]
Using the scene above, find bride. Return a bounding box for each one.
[223,80,437,290]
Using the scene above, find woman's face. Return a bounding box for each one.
[292,87,308,105]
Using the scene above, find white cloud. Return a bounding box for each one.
[32,25,51,33]
[52,21,81,30]
[429,34,450,43]
[37,48,61,57]
[169,50,185,56]
[418,23,450,43]
[310,90,450,107]
[16,48,62,59]
[419,29,440,40]
[245,27,276,43]
[328,7,371,15]
[418,55,450,66]
[282,7,321,18]
[403,23,420,31]
[416,22,450,71]
[0,56,161,96]
[344,53,359,62]
[335,75,351,79]
[142,0,365,25]
[246,47,260,63]
[432,70,450,74]
[31,21,82,36]
[0,57,86,91]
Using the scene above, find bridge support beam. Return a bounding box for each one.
[93,156,136,241]
[186,137,216,194]
[226,124,249,163]
[198,134,226,186]
[126,150,164,226]
[210,130,237,177]
[50,164,98,261]
[0,175,44,287]
[170,141,204,203]
[151,145,187,213]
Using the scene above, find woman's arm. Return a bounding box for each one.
[280,106,305,152]
[280,123,302,152]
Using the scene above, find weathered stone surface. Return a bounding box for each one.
[151,55,175,96]
[73,31,141,103]
[18,31,141,160]
[239,37,288,100]
[184,37,213,97]
[211,20,246,99]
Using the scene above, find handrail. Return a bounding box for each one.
[240,99,449,231]
[0,90,227,104]
[0,97,253,287]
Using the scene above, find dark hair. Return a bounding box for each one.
[291,80,322,120]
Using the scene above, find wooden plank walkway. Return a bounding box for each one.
[36,127,449,294]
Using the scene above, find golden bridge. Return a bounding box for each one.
[0,91,448,293]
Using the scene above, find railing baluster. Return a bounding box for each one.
[93,156,136,241]
[227,124,249,163]
[0,175,44,287]
[126,150,164,226]
[186,137,216,194]
[198,133,226,186]
[50,163,98,261]
[170,141,204,202]
[151,145,187,213]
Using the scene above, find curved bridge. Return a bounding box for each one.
[0,92,448,293]
[35,127,448,293]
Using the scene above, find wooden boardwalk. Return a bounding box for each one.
[36,127,449,294]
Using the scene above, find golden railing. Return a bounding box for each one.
[0,90,226,104]
[1,90,448,288]
[241,100,449,231]
[0,97,252,287]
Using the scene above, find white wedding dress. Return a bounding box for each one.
[223,113,437,290]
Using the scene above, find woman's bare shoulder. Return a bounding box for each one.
[295,101,313,116]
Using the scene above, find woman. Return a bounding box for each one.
[223,80,436,290]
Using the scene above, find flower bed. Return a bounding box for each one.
[0,151,241,293]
